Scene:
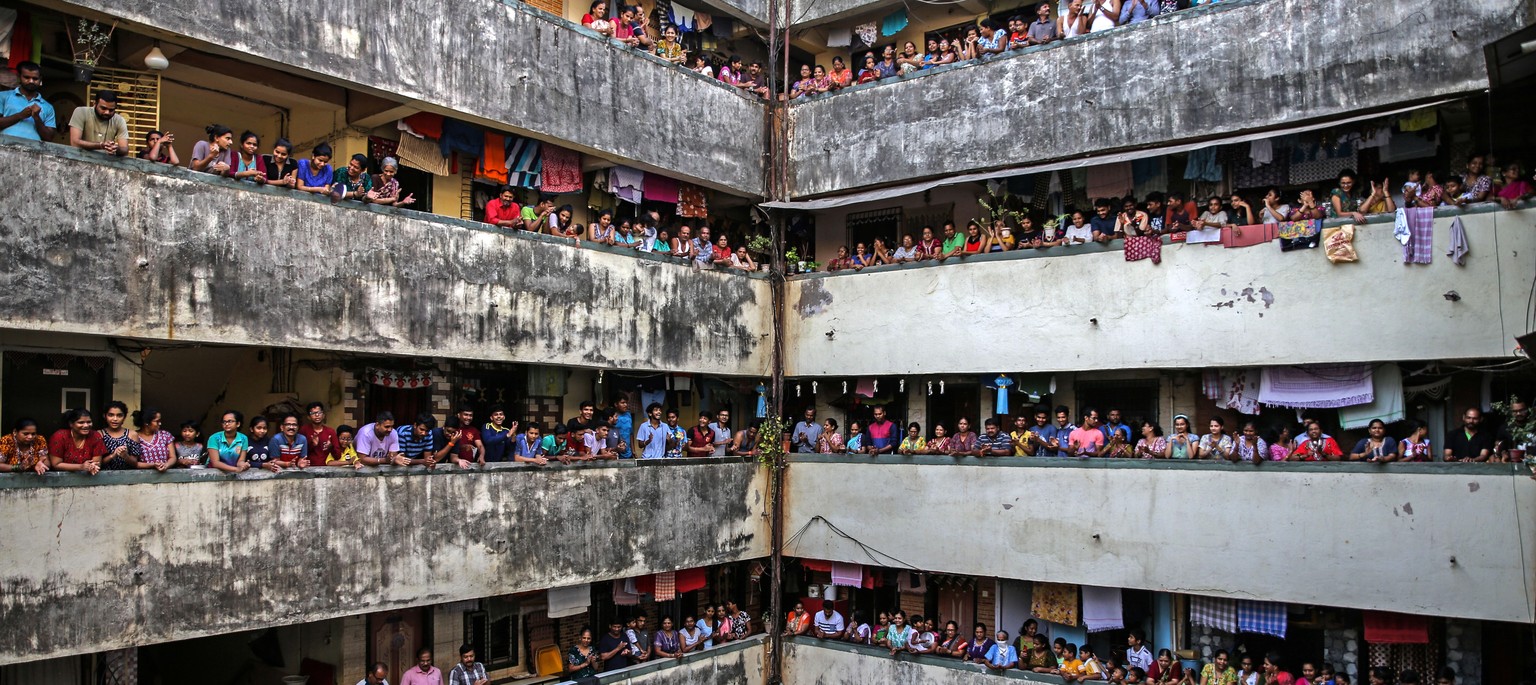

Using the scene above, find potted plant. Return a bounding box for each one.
[1491,395,1536,461]
[67,19,117,82]
[784,247,820,274]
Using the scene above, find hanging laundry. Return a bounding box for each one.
[1085,162,1133,200]
[653,571,676,601]
[1446,216,1469,265]
[1202,370,1223,401]
[853,22,878,49]
[476,132,509,184]
[1401,206,1434,264]
[1182,147,1222,182]
[401,111,445,140]
[1124,235,1162,264]
[0,9,22,65]
[4,10,29,69]
[1276,219,1320,251]
[395,133,451,176]
[1130,158,1166,200]
[879,7,908,36]
[678,183,708,217]
[854,379,876,398]
[1288,143,1356,185]
[669,2,697,32]
[830,562,863,587]
[825,27,852,47]
[1339,363,1405,429]
[1356,126,1392,150]
[1249,138,1273,168]
[1397,108,1437,132]
[505,137,542,189]
[612,579,641,606]
[675,567,708,594]
[1363,611,1430,644]
[548,585,591,618]
[539,145,583,194]
[610,165,644,204]
[367,136,399,161]
[1220,369,1261,415]
[1393,207,1411,246]
[1189,595,1236,634]
[992,375,1013,415]
[695,12,713,31]
[1030,582,1080,627]
[438,118,483,158]
[642,173,680,203]
[1082,586,1124,633]
[1237,600,1287,638]
[1258,364,1374,409]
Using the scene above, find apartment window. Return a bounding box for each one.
[846,207,902,255]
[1075,379,1160,426]
[465,596,522,670]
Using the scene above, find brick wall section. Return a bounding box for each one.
[976,578,996,636]
[343,374,362,426]
[340,614,368,679]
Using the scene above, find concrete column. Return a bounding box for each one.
[1445,619,1482,685]
[1322,624,1360,681]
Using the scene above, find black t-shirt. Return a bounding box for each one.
[1443,428,1494,460]
[598,633,630,670]
[263,155,297,182]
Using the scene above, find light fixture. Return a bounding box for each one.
[143,42,169,71]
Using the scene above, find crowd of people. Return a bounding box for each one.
[784,609,1459,685]
[0,399,773,476]
[823,162,1535,271]
[576,0,773,98]
[565,603,756,681]
[791,0,1230,98]
[785,403,1523,463]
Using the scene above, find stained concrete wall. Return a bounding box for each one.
[787,0,1528,197]
[0,459,769,663]
[782,456,1536,623]
[785,207,1536,377]
[558,635,767,684]
[33,0,765,196]
[0,139,772,376]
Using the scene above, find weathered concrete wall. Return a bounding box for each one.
[782,456,1536,623]
[787,0,1527,196]
[0,139,772,376]
[560,635,767,684]
[786,208,1536,377]
[33,0,764,195]
[783,638,1062,684]
[0,459,769,663]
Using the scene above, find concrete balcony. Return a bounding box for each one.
[0,138,773,376]
[0,458,770,663]
[786,0,1524,197]
[556,635,767,685]
[34,0,766,196]
[785,207,1535,377]
[782,455,1536,623]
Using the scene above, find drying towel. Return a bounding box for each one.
[1259,364,1374,409]
[611,165,644,204]
[1182,147,1222,182]
[642,173,680,203]
[395,133,451,176]
[1031,582,1080,627]
[1363,611,1431,644]
[1082,586,1124,633]
[1221,369,1261,415]
[800,559,833,573]
[1190,595,1236,634]
[477,132,508,184]
[669,3,696,31]
[1393,207,1411,246]
[1223,224,1275,248]
[1446,216,1469,265]
[897,571,927,594]
[678,183,708,218]
[400,112,444,140]
[831,562,863,587]
[1237,600,1287,638]
[540,145,583,194]
[548,585,591,618]
[1277,219,1320,251]
[1249,138,1273,168]
[1339,363,1405,429]
[1202,370,1222,401]
[853,22,878,49]
[612,579,642,606]
[654,571,677,601]
[879,7,908,36]
[505,137,542,189]
[1124,235,1161,264]
[825,27,851,47]
[676,567,708,594]
[1323,225,1357,263]
[1403,206,1434,264]
[1186,227,1222,245]
[1085,162,1133,200]
[695,12,713,31]
[438,118,483,159]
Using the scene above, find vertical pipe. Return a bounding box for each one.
[764,0,789,681]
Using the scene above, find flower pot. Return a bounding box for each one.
[72,64,95,83]
[1511,448,1526,461]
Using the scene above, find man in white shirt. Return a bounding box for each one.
[813,603,845,639]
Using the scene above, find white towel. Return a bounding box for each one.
[1082,586,1124,633]
[1249,139,1273,168]
[1446,216,1469,265]
[548,585,591,618]
[825,27,851,47]
[1393,208,1410,246]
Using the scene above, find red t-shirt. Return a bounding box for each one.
[452,426,482,461]
[689,426,714,454]
[300,424,339,463]
[49,429,107,464]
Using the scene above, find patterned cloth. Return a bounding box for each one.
[1124,235,1161,264]
[0,434,48,470]
[540,145,583,194]
[654,571,676,601]
[1221,369,1262,415]
[505,136,542,189]
[1403,206,1434,264]
[1277,219,1320,251]
[1259,364,1374,409]
[396,133,450,176]
[1189,595,1237,633]
[1237,600,1287,638]
[1202,370,1222,401]
[368,136,399,161]
[1031,582,1079,626]
[678,183,708,218]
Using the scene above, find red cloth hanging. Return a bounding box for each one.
[7,12,32,70]
[635,574,656,596]
[675,567,708,594]
[1363,611,1430,644]
[799,559,833,573]
[401,112,444,139]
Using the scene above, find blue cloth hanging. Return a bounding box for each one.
[756,384,767,418]
[880,7,908,36]
[993,375,1013,416]
[1182,147,1222,182]
[438,118,484,159]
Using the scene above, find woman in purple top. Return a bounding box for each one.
[963,622,994,663]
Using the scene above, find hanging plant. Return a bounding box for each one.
[67,18,117,82]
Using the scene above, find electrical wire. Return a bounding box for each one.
[780,515,924,571]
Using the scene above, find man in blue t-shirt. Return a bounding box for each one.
[0,62,57,142]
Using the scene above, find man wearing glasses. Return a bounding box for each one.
[68,90,128,156]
